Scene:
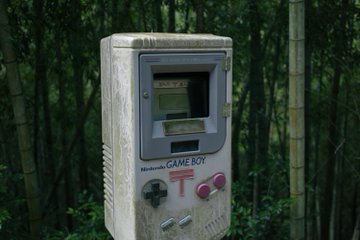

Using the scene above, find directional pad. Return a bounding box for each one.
[143,180,168,208]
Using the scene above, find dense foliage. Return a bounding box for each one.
[0,0,359,239]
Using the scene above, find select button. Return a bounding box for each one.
[160,218,176,231]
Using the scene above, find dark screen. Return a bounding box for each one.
[153,72,209,121]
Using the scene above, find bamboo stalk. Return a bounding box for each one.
[0,1,42,239]
[289,0,305,239]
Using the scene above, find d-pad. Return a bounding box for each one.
[143,181,168,208]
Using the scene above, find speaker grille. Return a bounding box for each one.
[204,215,228,239]
[103,144,113,209]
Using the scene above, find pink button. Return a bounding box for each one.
[196,183,211,199]
[213,173,226,189]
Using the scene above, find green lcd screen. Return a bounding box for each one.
[153,72,209,121]
[159,94,189,110]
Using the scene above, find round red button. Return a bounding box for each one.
[196,183,211,199]
[213,173,226,189]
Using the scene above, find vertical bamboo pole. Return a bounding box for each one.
[289,0,305,239]
[0,1,42,239]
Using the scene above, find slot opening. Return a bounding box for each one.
[171,140,199,153]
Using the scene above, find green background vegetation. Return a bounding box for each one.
[0,0,359,239]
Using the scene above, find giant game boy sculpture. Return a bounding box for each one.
[101,33,232,240]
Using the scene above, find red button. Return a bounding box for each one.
[196,183,211,199]
[213,173,226,189]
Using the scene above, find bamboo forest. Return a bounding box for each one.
[0,0,359,239]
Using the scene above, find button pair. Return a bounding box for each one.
[196,173,226,199]
[160,215,192,231]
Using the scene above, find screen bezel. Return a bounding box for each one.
[139,53,227,160]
